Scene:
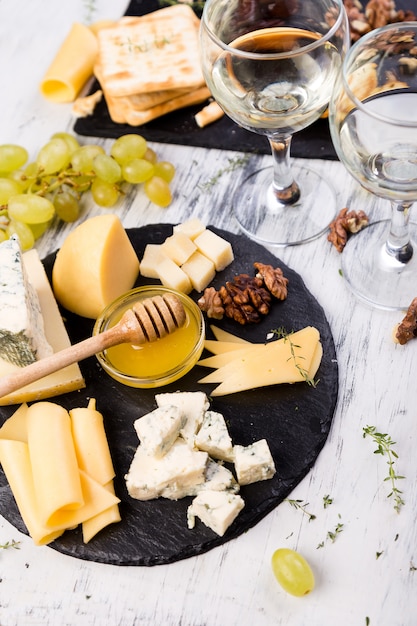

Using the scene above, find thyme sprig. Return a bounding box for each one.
[0,539,21,550]
[285,498,316,521]
[199,154,251,192]
[363,425,405,513]
[270,327,318,387]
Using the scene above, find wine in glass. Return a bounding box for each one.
[200,0,350,246]
[329,22,417,310]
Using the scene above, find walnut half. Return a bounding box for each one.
[328,207,369,252]
[394,297,417,344]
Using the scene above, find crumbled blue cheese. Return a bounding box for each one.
[155,391,209,447]
[124,439,208,501]
[187,490,245,536]
[134,405,185,458]
[0,236,53,367]
[194,410,234,462]
[233,439,276,486]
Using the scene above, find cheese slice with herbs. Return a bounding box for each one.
[0,243,85,406]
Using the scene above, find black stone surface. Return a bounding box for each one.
[0,226,338,566]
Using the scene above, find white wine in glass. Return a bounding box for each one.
[329,22,417,310]
[200,0,350,246]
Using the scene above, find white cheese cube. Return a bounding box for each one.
[133,405,185,458]
[156,257,192,294]
[195,410,234,462]
[187,490,244,536]
[162,458,239,500]
[174,218,206,240]
[194,229,234,271]
[140,244,168,279]
[161,232,197,266]
[125,439,208,501]
[155,391,209,447]
[181,251,216,292]
[234,439,276,486]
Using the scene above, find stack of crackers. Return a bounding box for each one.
[93,4,221,127]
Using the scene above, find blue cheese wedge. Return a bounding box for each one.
[155,391,209,447]
[134,405,185,458]
[187,490,245,536]
[233,439,276,486]
[200,458,239,493]
[0,236,53,368]
[125,439,209,501]
[194,410,234,462]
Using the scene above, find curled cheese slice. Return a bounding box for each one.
[82,480,121,544]
[26,402,84,527]
[0,440,64,546]
[40,22,98,103]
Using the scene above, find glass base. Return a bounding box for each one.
[341,219,417,311]
[232,164,337,247]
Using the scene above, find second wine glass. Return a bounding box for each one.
[200,0,350,246]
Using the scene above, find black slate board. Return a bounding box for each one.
[73,0,337,160]
[0,226,338,566]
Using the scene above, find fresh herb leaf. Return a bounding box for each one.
[285,498,316,521]
[199,155,251,191]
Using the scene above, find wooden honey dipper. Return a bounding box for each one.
[0,293,186,399]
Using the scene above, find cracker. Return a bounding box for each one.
[95,5,204,97]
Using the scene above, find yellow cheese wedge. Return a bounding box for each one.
[198,326,322,396]
[0,248,85,406]
[40,22,98,103]
[52,214,140,319]
[210,325,251,344]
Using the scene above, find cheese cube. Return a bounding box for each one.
[200,459,239,493]
[187,490,244,536]
[133,405,185,458]
[156,257,192,294]
[125,439,208,501]
[181,251,215,292]
[140,244,168,279]
[234,439,276,486]
[174,218,206,240]
[195,411,234,462]
[155,391,209,447]
[194,229,234,271]
[161,232,197,265]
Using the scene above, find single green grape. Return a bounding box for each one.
[110,134,147,165]
[122,158,154,184]
[51,132,80,155]
[91,178,119,207]
[36,137,71,174]
[0,177,24,204]
[30,220,51,240]
[6,219,35,250]
[153,161,176,183]
[7,170,32,192]
[8,194,56,224]
[144,175,172,207]
[0,144,29,172]
[53,191,80,222]
[93,153,122,184]
[71,144,105,173]
[271,548,315,597]
[143,147,157,164]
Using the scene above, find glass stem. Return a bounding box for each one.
[385,201,414,264]
[268,135,300,204]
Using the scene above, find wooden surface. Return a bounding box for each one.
[0,2,416,625]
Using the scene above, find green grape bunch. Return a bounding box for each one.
[0,132,176,250]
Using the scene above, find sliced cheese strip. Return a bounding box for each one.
[0,248,85,406]
[0,402,29,442]
[40,22,98,103]
[26,402,84,527]
[0,439,64,546]
[210,325,251,344]
[70,400,115,486]
[82,480,121,544]
[199,327,321,396]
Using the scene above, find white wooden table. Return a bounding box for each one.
[0,2,416,625]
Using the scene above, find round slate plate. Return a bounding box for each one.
[0,225,338,566]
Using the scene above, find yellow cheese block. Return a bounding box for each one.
[198,326,322,396]
[0,248,85,406]
[40,22,98,103]
[52,214,140,319]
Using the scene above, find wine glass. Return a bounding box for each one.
[329,22,417,310]
[200,0,350,246]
